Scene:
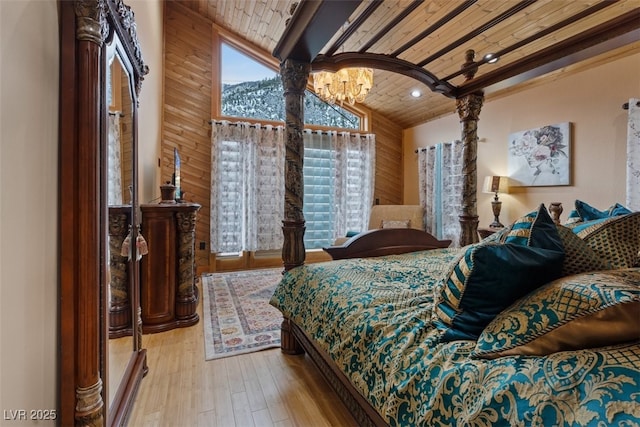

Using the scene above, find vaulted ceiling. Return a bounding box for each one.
[177,0,640,128]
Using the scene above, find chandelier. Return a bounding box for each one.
[312,68,374,106]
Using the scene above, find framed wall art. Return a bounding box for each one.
[507,122,571,186]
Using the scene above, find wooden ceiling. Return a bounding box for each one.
[177,0,640,128]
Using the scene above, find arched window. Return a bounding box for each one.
[220,42,362,130]
[212,37,374,255]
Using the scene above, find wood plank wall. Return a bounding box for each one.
[162,2,403,271]
[162,2,213,268]
[370,110,403,205]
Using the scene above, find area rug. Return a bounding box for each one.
[202,268,283,360]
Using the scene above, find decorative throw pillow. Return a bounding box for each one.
[433,204,565,342]
[555,225,610,275]
[572,212,640,269]
[564,209,583,225]
[380,219,411,229]
[574,199,632,221]
[473,269,640,359]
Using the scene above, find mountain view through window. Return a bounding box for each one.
[221,43,361,129]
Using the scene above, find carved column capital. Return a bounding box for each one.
[280,59,310,95]
[176,210,197,234]
[74,0,109,45]
[456,92,484,122]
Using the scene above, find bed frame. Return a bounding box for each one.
[323,228,452,260]
[287,318,388,426]
[271,2,575,424]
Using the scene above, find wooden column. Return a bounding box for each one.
[280,59,310,272]
[175,208,200,322]
[279,59,309,355]
[72,1,107,425]
[456,50,484,247]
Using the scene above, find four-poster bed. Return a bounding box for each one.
[269,1,640,425]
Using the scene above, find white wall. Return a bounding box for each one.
[404,50,640,227]
[128,0,164,206]
[0,0,59,424]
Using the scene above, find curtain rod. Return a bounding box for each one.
[209,120,370,137]
[210,120,280,130]
[414,146,437,153]
[623,101,639,110]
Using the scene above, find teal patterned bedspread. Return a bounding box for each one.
[269,249,640,426]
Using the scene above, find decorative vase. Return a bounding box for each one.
[160,182,176,204]
[549,202,563,224]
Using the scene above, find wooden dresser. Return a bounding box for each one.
[140,202,201,333]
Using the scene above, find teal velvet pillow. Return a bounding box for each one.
[433,204,565,342]
[473,269,640,359]
[574,199,632,221]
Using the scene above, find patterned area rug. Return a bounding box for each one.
[202,268,283,360]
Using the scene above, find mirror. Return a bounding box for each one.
[58,0,149,425]
[105,43,135,413]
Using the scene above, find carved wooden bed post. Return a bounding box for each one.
[279,58,310,354]
[456,49,484,247]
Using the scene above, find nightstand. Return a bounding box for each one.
[477,226,503,240]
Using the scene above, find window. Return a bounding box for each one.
[212,38,374,254]
[303,133,374,249]
[210,124,375,254]
[220,42,362,129]
[303,138,335,249]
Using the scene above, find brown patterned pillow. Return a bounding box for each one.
[573,212,640,269]
[556,225,610,275]
[473,269,640,359]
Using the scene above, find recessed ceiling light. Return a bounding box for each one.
[411,90,422,98]
[484,53,499,64]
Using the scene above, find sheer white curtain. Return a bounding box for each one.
[626,98,640,210]
[211,121,376,253]
[304,130,376,241]
[107,112,123,205]
[210,121,285,253]
[418,140,464,245]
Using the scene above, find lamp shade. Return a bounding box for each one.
[483,176,509,194]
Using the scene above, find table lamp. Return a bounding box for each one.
[482,176,509,228]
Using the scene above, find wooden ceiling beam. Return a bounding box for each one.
[416,0,536,67]
[391,0,477,58]
[358,0,425,53]
[311,52,457,97]
[444,0,619,82]
[324,0,384,57]
[272,0,363,63]
[457,9,640,97]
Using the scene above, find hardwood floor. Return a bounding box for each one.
[121,281,357,426]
